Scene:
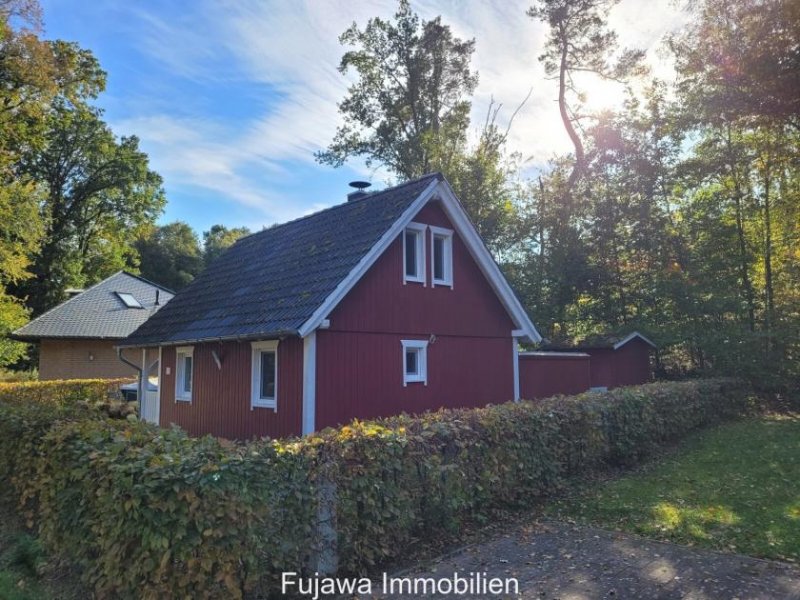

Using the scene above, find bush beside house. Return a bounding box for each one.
[0,378,753,598]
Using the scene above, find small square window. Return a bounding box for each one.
[403,223,426,284]
[251,341,278,409]
[401,339,428,386]
[430,226,453,287]
[175,346,193,402]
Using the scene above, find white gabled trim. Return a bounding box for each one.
[403,221,427,285]
[434,182,541,343]
[251,340,279,411]
[512,337,520,402]
[302,331,316,435]
[297,178,541,342]
[612,331,657,350]
[429,225,454,288]
[298,178,439,337]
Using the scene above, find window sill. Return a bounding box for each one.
[176,396,191,403]
[251,400,277,411]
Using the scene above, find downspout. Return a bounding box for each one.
[117,347,143,418]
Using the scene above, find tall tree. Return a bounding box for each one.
[203,224,250,266]
[316,0,478,179]
[135,222,202,291]
[16,103,165,314]
[527,0,646,194]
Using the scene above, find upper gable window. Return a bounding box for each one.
[430,226,453,288]
[175,346,193,402]
[116,292,143,308]
[403,222,426,284]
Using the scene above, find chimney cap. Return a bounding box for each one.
[347,180,372,202]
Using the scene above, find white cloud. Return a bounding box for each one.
[119,0,689,221]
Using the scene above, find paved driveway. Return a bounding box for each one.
[378,520,800,599]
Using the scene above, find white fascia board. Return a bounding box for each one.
[612,331,657,350]
[297,178,440,337]
[434,182,542,343]
[297,177,542,343]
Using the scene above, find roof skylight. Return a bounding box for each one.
[116,292,143,308]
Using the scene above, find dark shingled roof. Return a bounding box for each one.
[13,272,174,341]
[120,174,441,347]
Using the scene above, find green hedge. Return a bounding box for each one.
[0,378,753,597]
[0,378,131,406]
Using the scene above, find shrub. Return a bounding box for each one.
[0,378,753,596]
[0,379,131,406]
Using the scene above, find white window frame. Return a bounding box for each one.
[175,346,194,402]
[402,222,427,285]
[401,339,428,386]
[251,340,279,410]
[430,225,454,288]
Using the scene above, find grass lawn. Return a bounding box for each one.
[548,414,800,563]
[0,498,84,600]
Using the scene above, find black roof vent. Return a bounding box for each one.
[347,180,371,202]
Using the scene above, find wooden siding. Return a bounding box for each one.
[316,330,513,429]
[316,200,517,429]
[518,354,592,400]
[586,339,653,389]
[159,338,303,440]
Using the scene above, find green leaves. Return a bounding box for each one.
[0,378,751,594]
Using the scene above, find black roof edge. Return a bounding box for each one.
[116,329,300,349]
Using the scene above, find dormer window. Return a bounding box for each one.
[430,226,453,287]
[403,223,426,284]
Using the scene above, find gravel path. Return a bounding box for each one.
[373,520,800,599]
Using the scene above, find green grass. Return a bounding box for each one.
[0,499,84,600]
[548,414,800,563]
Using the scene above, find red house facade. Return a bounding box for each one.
[120,174,540,439]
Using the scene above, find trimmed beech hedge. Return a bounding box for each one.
[0,378,752,598]
[0,378,131,406]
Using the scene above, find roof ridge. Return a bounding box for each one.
[235,172,443,245]
[120,270,176,295]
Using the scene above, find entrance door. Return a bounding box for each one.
[141,350,160,425]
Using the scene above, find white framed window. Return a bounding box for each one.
[175,346,194,402]
[403,222,426,284]
[251,340,278,410]
[401,339,428,386]
[430,226,454,287]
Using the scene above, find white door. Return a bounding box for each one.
[141,350,160,425]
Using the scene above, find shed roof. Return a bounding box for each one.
[12,272,174,341]
[541,331,657,351]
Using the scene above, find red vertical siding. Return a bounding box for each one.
[609,339,653,387]
[159,338,303,440]
[518,354,591,400]
[316,330,513,429]
[586,340,653,389]
[316,200,518,429]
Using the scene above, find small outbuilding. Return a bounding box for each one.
[541,331,657,391]
[12,271,173,380]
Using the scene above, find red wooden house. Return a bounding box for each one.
[119,174,541,439]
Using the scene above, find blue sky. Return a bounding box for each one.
[40,0,686,235]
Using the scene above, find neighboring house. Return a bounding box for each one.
[119,173,541,439]
[13,272,174,380]
[539,331,657,391]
